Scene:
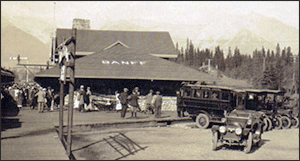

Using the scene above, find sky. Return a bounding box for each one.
[1,1,299,30]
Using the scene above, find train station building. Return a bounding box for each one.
[34,28,216,95]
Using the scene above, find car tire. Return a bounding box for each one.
[267,117,273,131]
[274,117,283,130]
[281,116,291,129]
[244,132,253,153]
[263,117,269,132]
[212,132,218,150]
[196,113,210,129]
[290,116,299,128]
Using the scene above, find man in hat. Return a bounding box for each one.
[119,88,129,118]
[144,89,154,114]
[152,91,163,118]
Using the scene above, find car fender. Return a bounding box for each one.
[243,128,251,136]
[211,125,219,133]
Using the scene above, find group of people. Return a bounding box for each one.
[1,83,59,113]
[116,87,163,119]
[75,85,92,112]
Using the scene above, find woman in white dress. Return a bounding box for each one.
[115,90,122,112]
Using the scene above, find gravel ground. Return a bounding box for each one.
[71,122,299,160]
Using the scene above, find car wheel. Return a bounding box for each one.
[263,117,269,132]
[196,113,210,129]
[244,132,253,153]
[212,132,218,150]
[267,117,273,131]
[290,116,299,128]
[274,117,283,130]
[281,116,291,129]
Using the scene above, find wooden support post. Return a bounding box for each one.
[66,28,76,158]
[58,79,64,140]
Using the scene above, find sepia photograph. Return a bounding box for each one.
[1,1,299,160]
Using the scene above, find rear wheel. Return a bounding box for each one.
[281,116,291,129]
[244,132,253,153]
[212,132,218,150]
[196,113,210,129]
[267,117,273,131]
[263,117,269,132]
[274,117,283,130]
[290,116,299,128]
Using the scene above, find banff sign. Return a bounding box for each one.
[101,60,147,65]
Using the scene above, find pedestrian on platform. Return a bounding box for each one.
[115,90,122,112]
[16,87,24,109]
[36,88,46,113]
[77,85,86,112]
[144,89,154,114]
[152,91,163,118]
[28,86,36,109]
[85,87,92,111]
[128,90,140,118]
[119,88,129,118]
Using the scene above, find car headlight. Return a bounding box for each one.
[221,118,227,123]
[219,126,226,133]
[235,127,242,135]
[247,119,252,125]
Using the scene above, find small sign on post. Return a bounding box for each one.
[60,64,66,84]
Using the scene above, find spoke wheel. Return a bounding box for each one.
[196,113,210,129]
[290,116,299,128]
[244,132,253,153]
[267,117,273,131]
[274,117,282,130]
[263,117,269,132]
[281,116,292,129]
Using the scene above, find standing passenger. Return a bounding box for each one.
[152,91,163,118]
[144,89,154,114]
[85,87,92,111]
[119,88,129,118]
[128,91,140,118]
[36,88,46,113]
[77,85,86,112]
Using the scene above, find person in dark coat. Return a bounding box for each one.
[118,88,129,118]
[152,91,163,118]
[128,91,140,118]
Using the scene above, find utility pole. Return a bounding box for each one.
[56,27,76,159]
[66,28,76,159]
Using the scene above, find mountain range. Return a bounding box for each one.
[1,12,299,69]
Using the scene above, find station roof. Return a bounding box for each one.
[35,45,215,82]
[55,28,178,58]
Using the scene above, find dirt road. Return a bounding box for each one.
[71,122,299,160]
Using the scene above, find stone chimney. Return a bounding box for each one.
[72,18,91,29]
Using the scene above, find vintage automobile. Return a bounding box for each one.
[211,109,264,153]
[244,89,296,130]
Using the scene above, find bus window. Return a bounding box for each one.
[211,91,219,99]
[194,89,201,97]
[221,91,229,100]
[184,88,193,97]
[203,90,210,98]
